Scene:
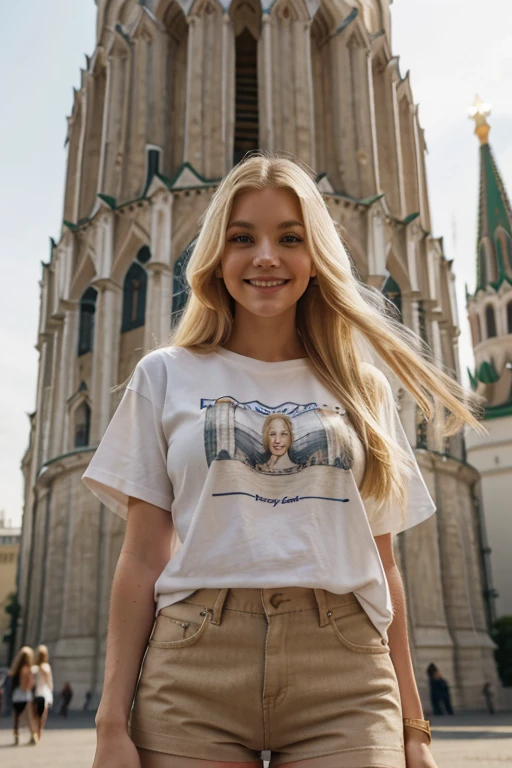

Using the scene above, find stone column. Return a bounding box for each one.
[102,47,128,198]
[221,11,234,174]
[90,280,122,442]
[259,14,274,151]
[183,15,204,171]
[350,42,377,198]
[50,302,80,457]
[143,191,173,351]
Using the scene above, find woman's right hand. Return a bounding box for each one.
[93,729,141,768]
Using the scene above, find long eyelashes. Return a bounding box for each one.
[229,234,303,244]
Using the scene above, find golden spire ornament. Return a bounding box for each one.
[468,95,492,144]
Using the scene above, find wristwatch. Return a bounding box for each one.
[403,717,432,745]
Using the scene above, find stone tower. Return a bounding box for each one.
[17,0,500,710]
[465,97,512,619]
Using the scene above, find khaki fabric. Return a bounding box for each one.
[130,587,405,768]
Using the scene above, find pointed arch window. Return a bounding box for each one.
[485,304,497,338]
[507,301,512,334]
[78,287,97,356]
[234,28,259,165]
[382,275,402,323]
[496,229,512,276]
[171,239,197,328]
[74,401,91,447]
[122,262,147,332]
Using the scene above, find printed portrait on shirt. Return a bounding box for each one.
[201,396,354,475]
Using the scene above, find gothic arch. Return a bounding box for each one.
[111,222,150,284]
[507,299,512,333]
[69,251,97,302]
[485,303,497,339]
[479,236,497,286]
[121,260,147,332]
[78,50,107,221]
[78,287,98,356]
[230,0,261,39]
[68,383,92,449]
[189,0,224,17]
[269,0,310,22]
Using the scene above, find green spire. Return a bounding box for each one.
[469,96,512,292]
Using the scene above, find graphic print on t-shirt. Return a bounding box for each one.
[200,396,355,507]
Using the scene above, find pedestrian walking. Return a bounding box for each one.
[31,644,54,740]
[83,153,484,768]
[59,682,73,717]
[83,690,92,711]
[482,681,495,714]
[8,646,39,745]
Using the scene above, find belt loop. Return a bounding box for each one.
[210,588,229,625]
[313,588,330,627]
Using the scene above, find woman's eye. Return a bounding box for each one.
[231,234,252,244]
[282,234,302,243]
[229,234,302,244]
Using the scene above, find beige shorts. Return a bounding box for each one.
[129,587,405,768]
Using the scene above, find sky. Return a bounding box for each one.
[1,0,511,528]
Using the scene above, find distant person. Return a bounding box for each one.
[482,681,495,714]
[429,667,454,715]
[83,690,92,711]
[8,646,39,745]
[31,644,54,741]
[59,681,73,717]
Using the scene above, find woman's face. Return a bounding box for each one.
[218,187,316,319]
[267,418,292,456]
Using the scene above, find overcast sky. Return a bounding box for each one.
[1,0,511,528]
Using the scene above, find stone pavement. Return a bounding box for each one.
[0,710,511,767]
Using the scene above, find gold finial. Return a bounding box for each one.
[468,95,492,144]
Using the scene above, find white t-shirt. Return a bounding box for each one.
[82,346,436,641]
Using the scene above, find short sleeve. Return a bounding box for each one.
[363,368,436,537]
[82,353,174,519]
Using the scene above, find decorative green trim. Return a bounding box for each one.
[37,445,96,480]
[467,367,478,391]
[403,212,420,226]
[97,193,116,209]
[358,193,385,206]
[478,360,500,384]
[63,220,78,231]
[334,8,359,36]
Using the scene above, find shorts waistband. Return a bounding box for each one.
[181,587,359,627]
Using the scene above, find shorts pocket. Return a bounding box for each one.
[327,599,389,654]
[149,601,213,649]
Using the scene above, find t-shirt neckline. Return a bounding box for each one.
[214,346,311,373]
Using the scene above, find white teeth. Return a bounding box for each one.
[248,280,287,287]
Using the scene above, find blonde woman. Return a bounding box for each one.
[8,646,38,745]
[83,153,485,768]
[256,413,299,473]
[31,644,54,741]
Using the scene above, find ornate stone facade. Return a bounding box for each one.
[17,0,500,710]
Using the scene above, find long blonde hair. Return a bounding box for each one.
[34,644,50,666]
[8,646,34,679]
[167,152,486,516]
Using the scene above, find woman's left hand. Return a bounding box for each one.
[405,732,438,768]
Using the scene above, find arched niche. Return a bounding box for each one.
[479,237,497,287]
[507,300,512,334]
[495,227,512,280]
[78,287,98,356]
[382,273,402,323]
[157,0,189,178]
[485,303,497,339]
[121,248,150,332]
[78,51,108,221]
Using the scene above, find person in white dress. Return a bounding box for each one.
[31,644,54,741]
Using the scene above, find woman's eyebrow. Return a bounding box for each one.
[226,219,305,230]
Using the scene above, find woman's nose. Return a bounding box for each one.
[253,241,279,266]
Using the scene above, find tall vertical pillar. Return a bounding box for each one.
[90,281,122,442]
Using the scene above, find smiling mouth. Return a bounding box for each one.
[244,279,291,288]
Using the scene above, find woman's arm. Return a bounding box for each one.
[95,496,174,736]
[20,665,34,691]
[375,533,436,758]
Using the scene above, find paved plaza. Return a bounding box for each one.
[0,711,511,767]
